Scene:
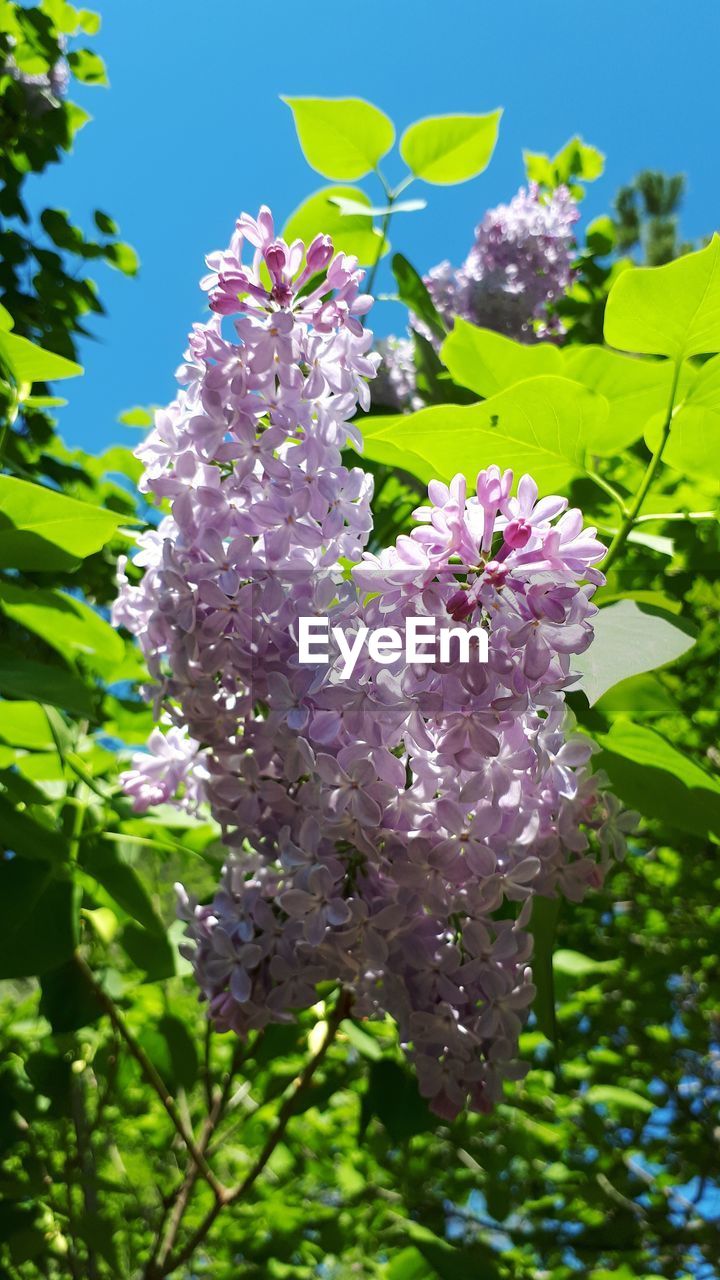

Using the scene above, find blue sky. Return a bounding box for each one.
[27,0,720,452]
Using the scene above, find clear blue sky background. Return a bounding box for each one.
[27,0,720,452]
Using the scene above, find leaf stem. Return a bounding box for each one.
[602,360,682,572]
[585,467,630,515]
[367,198,393,296]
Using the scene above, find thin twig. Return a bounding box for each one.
[77,954,226,1201]
[161,990,352,1278]
[145,1033,261,1277]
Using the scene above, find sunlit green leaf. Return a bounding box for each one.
[440,319,562,397]
[400,110,502,185]
[0,583,124,676]
[585,1084,653,1114]
[0,476,122,571]
[67,48,107,85]
[604,235,720,359]
[597,721,720,838]
[564,345,675,453]
[282,96,394,180]
[284,186,387,266]
[361,376,606,490]
[553,950,620,977]
[0,330,82,384]
[0,701,57,750]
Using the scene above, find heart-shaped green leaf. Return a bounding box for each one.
[282,96,394,181]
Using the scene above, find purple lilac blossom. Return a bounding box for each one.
[114,207,632,1120]
[374,183,580,413]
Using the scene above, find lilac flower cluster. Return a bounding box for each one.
[373,182,579,412]
[115,208,628,1119]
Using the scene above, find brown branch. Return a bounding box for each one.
[71,1072,100,1280]
[160,989,353,1278]
[144,1033,262,1278]
[77,953,226,1202]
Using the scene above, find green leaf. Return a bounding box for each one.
[386,1248,435,1280]
[157,1015,198,1089]
[0,701,57,750]
[524,135,604,191]
[596,721,720,838]
[585,1084,653,1115]
[0,650,94,718]
[645,351,720,480]
[361,1061,435,1142]
[529,895,560,1040]
[400,1224,501,1280]
[604,235,720,360]
[563,345,675,454]
[573,599,695,705]
[553,950,620,978]
[93,209,118,235]
[340,1019,383,1061]
[0,859,77,978]
[594,672,680,722]
[80,842,166,934]
[0,331,82,384]
[392,254,446,342]
[0,584,124,676]
[105,241,139,276]
[283,186,387,267]
[361,376,606,491]
[440,319,562,397]
[0,476,122,572]
[118,405,154,428]
[67,48,107,85]
[121,924,175,981]
[77,9,102,36]
[585,214,616,255]
[40,956,102,1033]
[0,794,68,864]
[440,325,674,453]
[282,96,394,181]
[400,110,502,185]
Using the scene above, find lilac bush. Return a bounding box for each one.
[115,208,630,1119]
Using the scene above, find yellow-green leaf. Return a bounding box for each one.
[282,96,394,181]
[284,186,387,266]
[604,235,720,361]
[400,110,502,185]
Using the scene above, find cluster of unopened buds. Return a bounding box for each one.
[114,206,633,1119]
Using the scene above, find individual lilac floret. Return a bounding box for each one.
[117,206,631,1121]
